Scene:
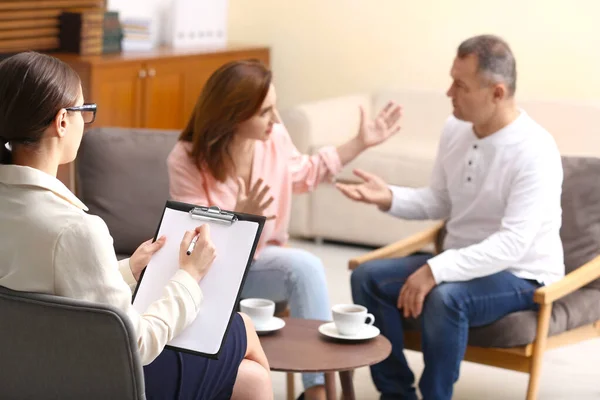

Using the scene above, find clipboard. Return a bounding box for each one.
[132,200,265,359]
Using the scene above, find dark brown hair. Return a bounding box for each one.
[458,34,517,96]
[0,52,81,164]
[179,59,272,182]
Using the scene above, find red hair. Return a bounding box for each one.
[179,60,272,182]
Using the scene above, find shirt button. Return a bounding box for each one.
[473,144,478,149]
[467,177,472,182]
[468,160,472,165]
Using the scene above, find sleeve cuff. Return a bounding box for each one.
[386,185,401,215]
[426,250,458,284]
[386,185,415,217]
[171,270,203,310]
[321,146,343,177]
[118,258,137,287]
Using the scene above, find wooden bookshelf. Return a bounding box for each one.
[0,0,106,54]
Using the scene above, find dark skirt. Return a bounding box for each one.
[143,313,247,400]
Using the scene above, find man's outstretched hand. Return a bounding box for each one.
[336,169,393,211]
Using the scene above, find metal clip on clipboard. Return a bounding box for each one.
[189,206,238,225]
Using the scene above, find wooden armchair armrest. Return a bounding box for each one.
[348,222,444,270]
[534,254,600,304]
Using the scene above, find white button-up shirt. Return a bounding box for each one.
[0,165,203,365]
[389,111,564,285]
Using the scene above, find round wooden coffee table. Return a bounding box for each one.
[259,318,391,400]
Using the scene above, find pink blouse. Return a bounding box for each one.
[167,123,342,258]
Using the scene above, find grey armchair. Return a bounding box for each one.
[0,285,145,400]
[348,156,600,400]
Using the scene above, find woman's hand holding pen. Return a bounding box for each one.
[235,178,276,220]
[179,225,216,282]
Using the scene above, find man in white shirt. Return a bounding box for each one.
[337,35,564,400]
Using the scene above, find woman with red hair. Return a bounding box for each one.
[168,59,401,400]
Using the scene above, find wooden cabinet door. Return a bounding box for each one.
[181,55,223,122]
[91,63,145,128]
[142,60,187,130]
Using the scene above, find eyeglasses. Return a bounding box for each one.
[65,103,97,124]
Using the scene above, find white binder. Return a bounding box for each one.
[166,0,228,49]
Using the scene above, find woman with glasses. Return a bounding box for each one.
[0,52,272,400]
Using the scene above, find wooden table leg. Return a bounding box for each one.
[339,370,355,400]
[286,372,295,400]
[324,372,337,400]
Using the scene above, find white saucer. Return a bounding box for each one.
[255,317,286,335]
[318,322,380,341]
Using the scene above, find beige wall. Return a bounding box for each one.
[227,0,600,109]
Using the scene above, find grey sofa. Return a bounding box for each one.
[76,127,289,315]
[76,127,181,259]
[0,285,145,400]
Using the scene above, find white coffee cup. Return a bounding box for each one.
[332,304,375,336]
[240,298,275,329]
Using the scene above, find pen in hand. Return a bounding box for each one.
[186,234,199,255]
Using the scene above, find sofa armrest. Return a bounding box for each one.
[534,254,600,304]
[348,221,444,270]
[279,94,372,153]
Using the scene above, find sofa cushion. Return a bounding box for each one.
[310,182,440,246]
[280,94,372,153]
[467,288,600,347]
[311,139,437,188]
[403,288,600,347]
[76,128,180,255]
[305,90,450,188]
[560,156,600,288]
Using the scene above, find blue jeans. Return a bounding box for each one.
[242,245,331,390]
[351,253,540,400]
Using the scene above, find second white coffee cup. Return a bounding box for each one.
[332,304,375,336]
[240,298,275,329]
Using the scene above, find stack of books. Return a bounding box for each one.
[121,18,153,52]
[102,11,122,54]
[59,10,105,55]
